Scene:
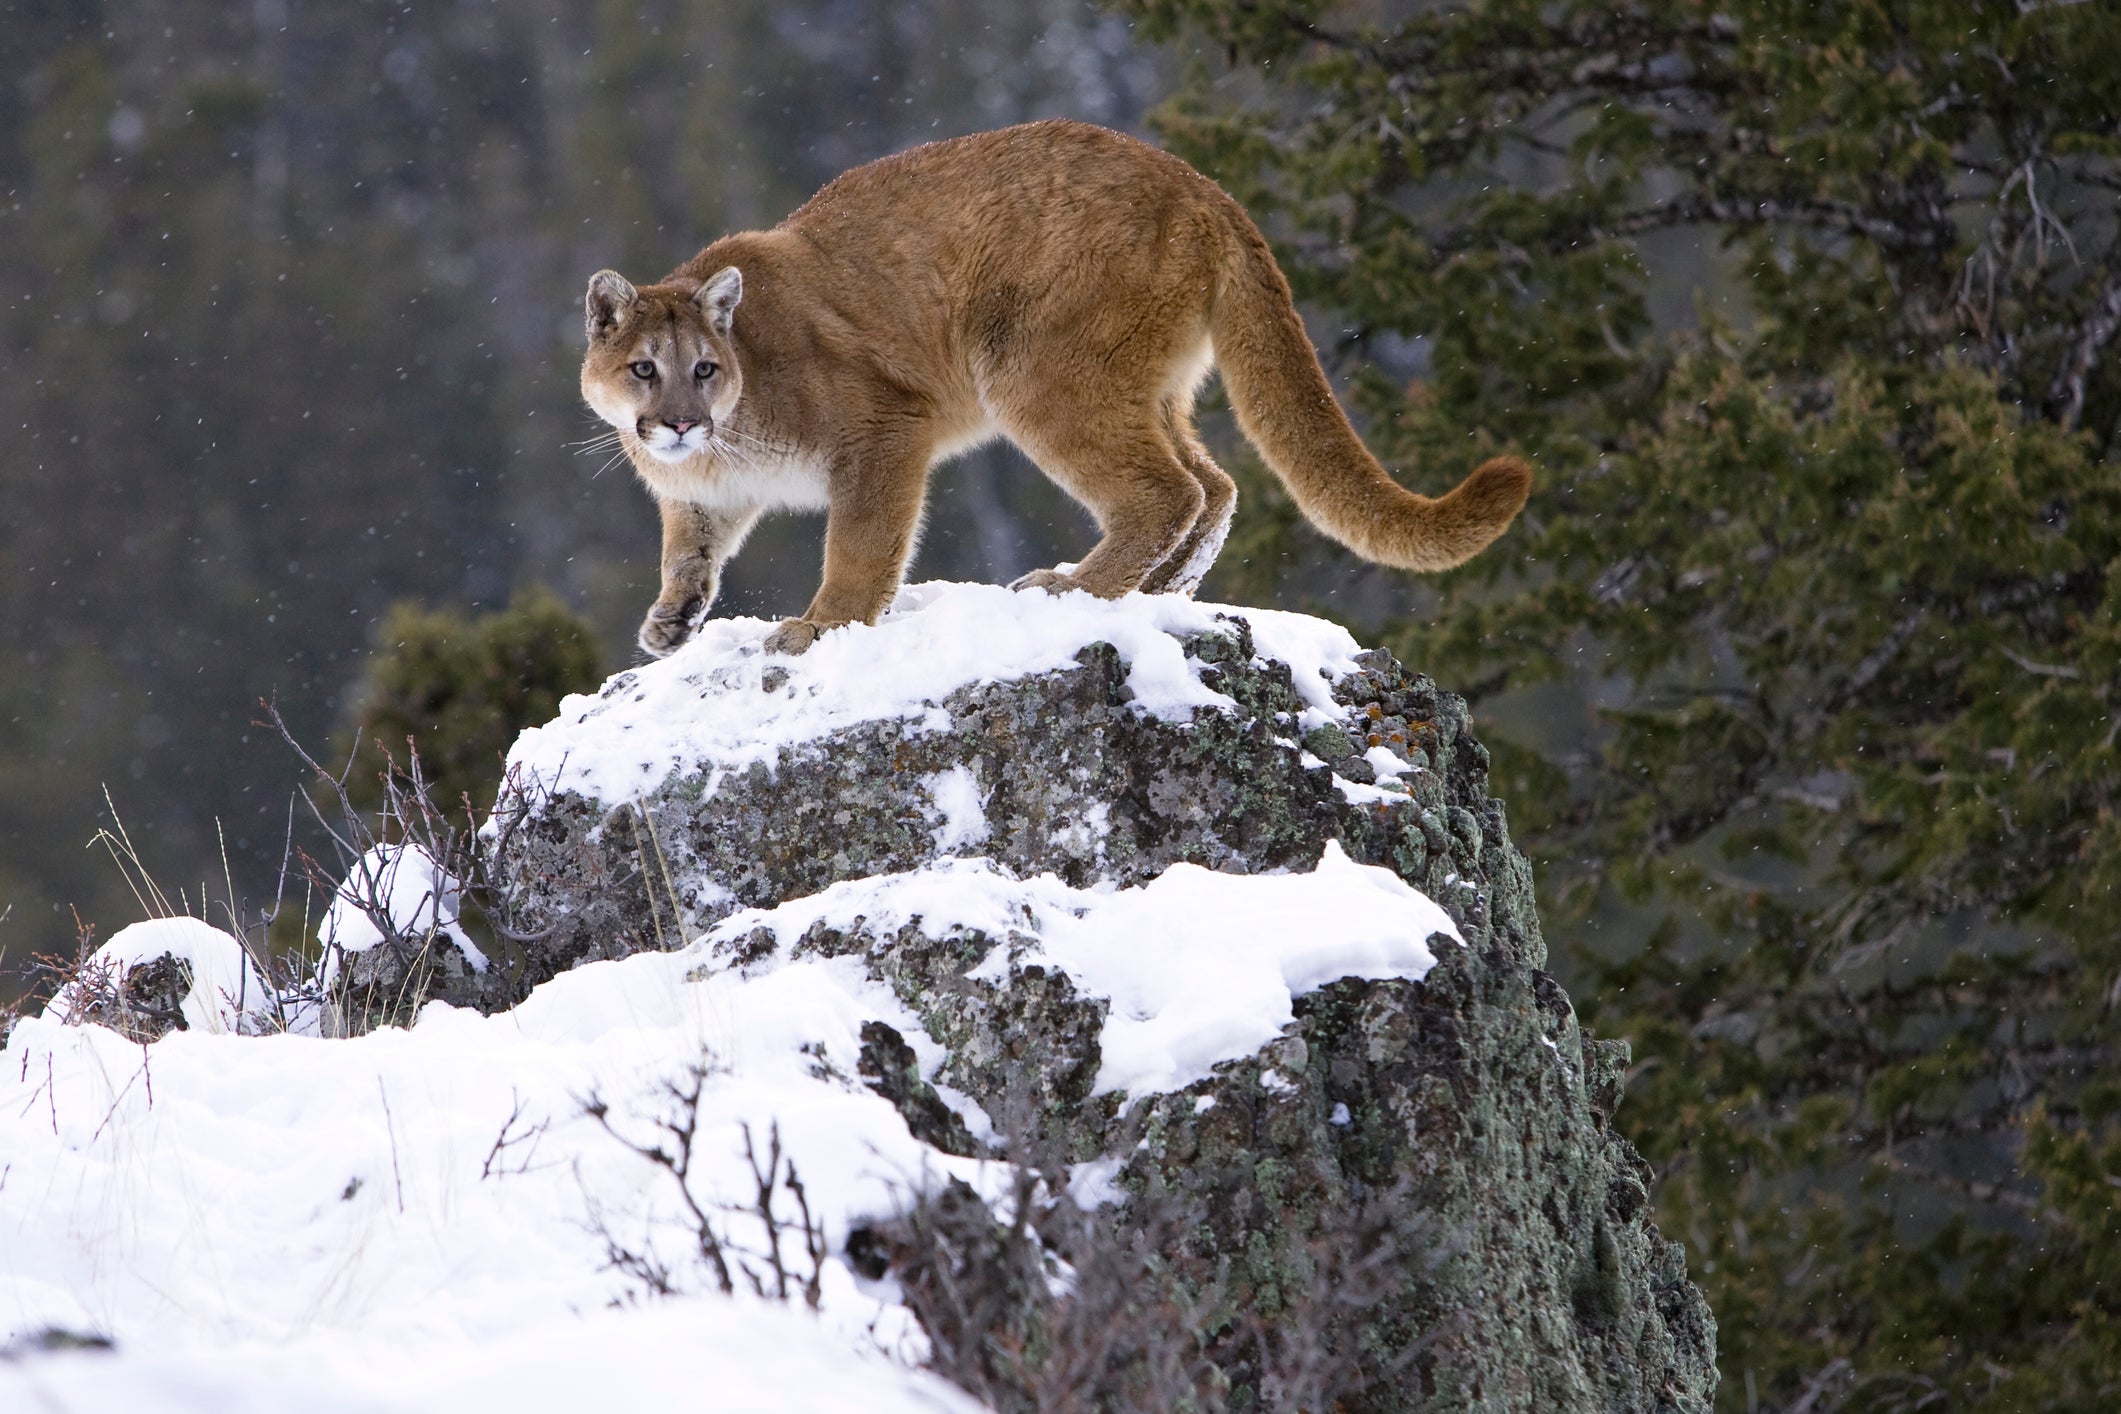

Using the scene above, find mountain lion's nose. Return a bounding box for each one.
[666,416,700,435]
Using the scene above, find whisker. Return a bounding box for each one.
[569,431,627,455]
[706,435,768,474]
[715,424,782,454]
[705,437,751,468]
[714,427,796,464]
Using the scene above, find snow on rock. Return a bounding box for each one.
[313,843,502,1027]
[0,927,997,1410]
[1004,843,1456,1099]
[45,916,273,1037]
[320,842,486,972]
[705,842,1460,1103]
[505,579,1368,805]
[921,764,991,853]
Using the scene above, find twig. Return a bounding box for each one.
[378,1078,405,1214]
[1999,646,2082,680]
[637,806,691,953]
[582,1057,736,1295]
[91,788,173,919]
[480,1090,549,1180]
[736,1121,823,1307]
[781,1153,826,1312]
[581,1060,830,1309]
[627,809,672,955]
[1787,1357,1855,1414]
[87,1055,151,1146]
[2045,263,2121,431]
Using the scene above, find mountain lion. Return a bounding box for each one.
[580,120,1531,657]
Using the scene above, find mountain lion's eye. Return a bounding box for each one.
[630,360,656,380]
[694,361,718,381]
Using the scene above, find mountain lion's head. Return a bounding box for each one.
[580,266,744,465]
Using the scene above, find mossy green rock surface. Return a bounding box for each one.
[490,614,1716,1411]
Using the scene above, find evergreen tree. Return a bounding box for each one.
[1113,0,2121,1406]
[338,589,603,822]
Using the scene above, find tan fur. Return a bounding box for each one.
[581,120,1531,658]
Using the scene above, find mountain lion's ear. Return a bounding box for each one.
[695,266,743,337]
[584,269,638,342]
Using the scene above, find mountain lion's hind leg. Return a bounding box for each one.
[1005,411,1205,598]
[1138,405,1236,597]
[640,500,762,658]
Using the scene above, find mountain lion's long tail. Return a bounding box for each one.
[1208,218,1530,572]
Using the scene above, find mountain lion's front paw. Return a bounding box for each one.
[763,618,825,655]
[1009,568,1087,595]
[638,596,706,658]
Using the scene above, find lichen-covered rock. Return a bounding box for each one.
[323,927,498,1035]
[65,951,194,1043]
[487,588,1716,1411]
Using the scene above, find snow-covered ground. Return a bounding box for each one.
[0,920,994,1411]
[0,583,1459,1410]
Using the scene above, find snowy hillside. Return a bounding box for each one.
[0,582,1469,1411]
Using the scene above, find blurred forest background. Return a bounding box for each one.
[0,0,1171,974]
[8,0,2121,1409]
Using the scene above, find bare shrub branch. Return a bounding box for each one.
[580,1052,830,1312]
[480,1090,550,1180]
[259,698,552,1032]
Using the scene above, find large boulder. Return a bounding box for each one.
[488,582,1716,1411]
